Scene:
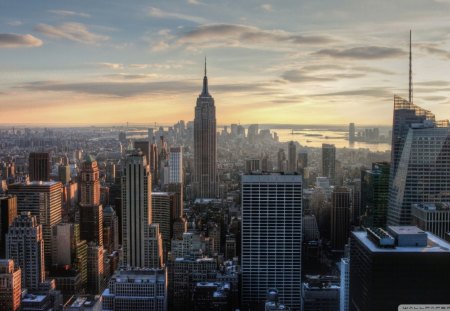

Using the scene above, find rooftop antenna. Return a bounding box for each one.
[204,56,207,76]
[409,30,413,104]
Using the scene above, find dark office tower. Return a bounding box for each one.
[241,173,302,310]
[29,152,50,182]
[193,60,217,199]
[322,144,336,183]
[151,192,173,257]
[288,141,297,172]
[86,242,105,295]
[8,181,62,268]
[58,165,71,184]
[6,212,45,291]
[349,123,355,143]
[361,162,390,228]
[78,154,103,246]
[150,143,159,187]
[102,206,119,253]
[350,226,450,311]
[134,141,150,165]
[0,195,17,258]
[297,151,308,173]
[331,187,351,251]
[277,148,287,172]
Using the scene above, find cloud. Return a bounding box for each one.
[151,40,170,51]
[312,87,393,98]
[129,64,148,69]
[34,23,108,44]
[149,7,207,24]
[48,10,90,18]
[281,69,364,83]
[314,46,406,59]
[7,21,23,26]
[261,4,273,12]
[105,73,159,80]
[97,63,123,69]
[422,95,448,101]
[177,24,335,50]
[187,0,202,4]
[18,79,277,98]
[415,80,450,87]
[421,46,450,59]
[0,33,43,48]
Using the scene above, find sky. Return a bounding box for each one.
[2,0,450,126]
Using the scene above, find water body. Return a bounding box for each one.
[275,128,391,152]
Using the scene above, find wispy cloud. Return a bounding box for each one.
[281,69,364,83]
[149,7,208,24]
[7,21,23,26]
[34,22,108,44]
[151,40,170,52]
[48,10,90,18]
[421,45,450,59]
[177,24,335,50]
[187,0,202,5]
[312,87,393,98]
[261,4,273,12]
[97,62,123,69]
[18,79,277,98]
[0,33,43,48]
[314,46,406,59]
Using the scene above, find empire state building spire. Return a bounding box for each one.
[201,57,210,97]
[193,59,217,198]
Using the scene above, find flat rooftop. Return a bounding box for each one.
[388,226,425,235]
[353,230,450,253]
[242,173,302,183]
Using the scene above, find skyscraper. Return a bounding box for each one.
[387,32,450,225]
[387,118,450,225]
[86,242,105,295]
[168,146,184,219]
[0,195,17,258]
[78,154,103,246]
[361,162,390,228]
[350,226,450,311]
[193,60,217,198]
[8,181,62,267]
[348,123,355,144]
[331,187,351,251]
[288,141,297,172]
[28,152,50,182]
[169,146,183,184]
[122,151,161,268]
[6,212,45,291]
[322,144,336,183]
[151,192,173,257]
[0,259,21,311]
[241,173,302,310]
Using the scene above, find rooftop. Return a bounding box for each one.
[353,229,450,253]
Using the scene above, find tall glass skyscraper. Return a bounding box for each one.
[387,118,450,225]
[193,60,217,198]
[241,173,302,310]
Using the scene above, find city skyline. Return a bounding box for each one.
[2,1,450,125]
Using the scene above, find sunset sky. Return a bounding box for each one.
[2,0,450,126]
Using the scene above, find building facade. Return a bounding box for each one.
[193,61,217,199]
[241,173,302,310]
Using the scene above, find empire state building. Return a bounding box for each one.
[193,60,217,198]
